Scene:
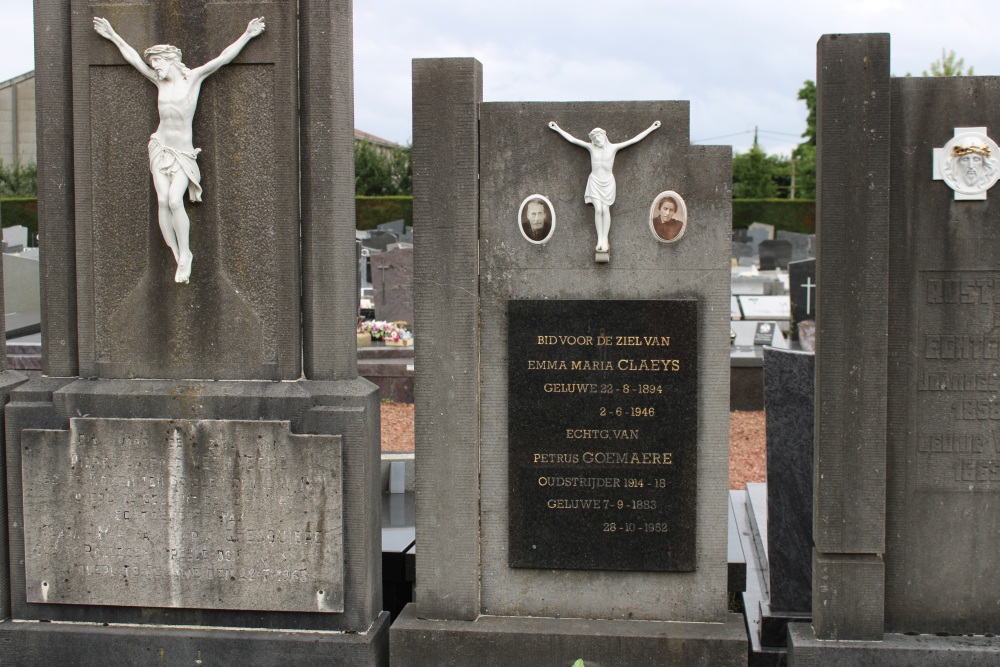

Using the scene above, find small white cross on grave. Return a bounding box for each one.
[801,277,816,315]
[932,127,1000,200]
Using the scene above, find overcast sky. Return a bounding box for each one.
[4,0,999,155]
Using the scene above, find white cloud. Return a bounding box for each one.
[7,0,1000,154]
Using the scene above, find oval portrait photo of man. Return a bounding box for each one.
[649,191,688,244]
[518,194,556,244]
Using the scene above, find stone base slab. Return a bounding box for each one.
[788,622,1000,666]
[390,604,747,666]
[0,611,389,666]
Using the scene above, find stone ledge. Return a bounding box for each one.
[788,622,1000,666]
[0,612,390,666]
[390,604,747,667]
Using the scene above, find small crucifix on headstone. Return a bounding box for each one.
[802,276,815,316]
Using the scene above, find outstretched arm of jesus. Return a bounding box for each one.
[612,121,661,149]
[548,121,591,149]
[93,17,158,83]
[192,17,266,82]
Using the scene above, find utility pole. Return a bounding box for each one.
[790,156,797,200]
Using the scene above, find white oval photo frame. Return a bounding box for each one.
[649,191,688,244]
[518,194,556,245]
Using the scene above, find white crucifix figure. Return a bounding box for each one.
[932,127,1000,201]
[548,120,660,259]
[93,16,266,283]
[801,276,815,316]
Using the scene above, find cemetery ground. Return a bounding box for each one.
[379,400,768,490]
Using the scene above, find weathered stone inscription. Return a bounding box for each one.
[22,418,344,612]
[916,271,1000,490]
[508,300,698,571]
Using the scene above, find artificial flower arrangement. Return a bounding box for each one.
[358,320,413,346]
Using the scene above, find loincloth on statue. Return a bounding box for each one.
[584,173,616,207]
[148,136,203,202]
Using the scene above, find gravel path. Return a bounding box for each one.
[381,402,767,490]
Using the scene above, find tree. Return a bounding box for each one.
[354,140,412,196]
[923,49,973,77]
[0,160,37,198]
[732,139,789,199]
[790,80,817,199]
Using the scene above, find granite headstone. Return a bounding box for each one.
[763,347,814,614]
[788,258,816,343]
[776,230,815,262]
[758,239,793,270]
[370,247,414,325]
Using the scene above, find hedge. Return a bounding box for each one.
[732,199,815,234]
[1,198,39,237]
[356,196,412,231]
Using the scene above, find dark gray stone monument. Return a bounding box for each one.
[391,57,746,666]
[361,231,398,252]
[1,1,389,664]
[743,347,814,661]
[377,219,406,236]
[370,247,413,325]
[788,258,816,343]
[788,33,1000,665]
[776,230,815,262]
[758,239,793,271]
[733,241,754,262]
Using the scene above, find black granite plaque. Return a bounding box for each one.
[508,299,698,571]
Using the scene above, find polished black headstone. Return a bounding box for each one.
[507,299,698,571]
[763,347,815,614]
[788,259,816,342]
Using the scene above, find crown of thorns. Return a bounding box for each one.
[143,44,183,62]
[952,143,991,158]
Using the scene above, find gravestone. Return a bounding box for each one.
[732,241,754,262]
[739,295,790,332]
[788,258,816,343]
[2,226,28,250]
[746,221,774,255]
[0,1,389,664]
[362,231,398,252]
[377,219,406,236]
[370,247,414,325]
[0,222,29,622]
[391,58,746,666]
[776,230,815,262]
[788,33,1000,664]
[733,228,751,243]
[758,239,793,270]
[763,348,814,615]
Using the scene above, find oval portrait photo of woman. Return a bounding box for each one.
[649,191,688,244]
[518,194,556,244]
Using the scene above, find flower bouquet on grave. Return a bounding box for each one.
[359,320,412,346]
[384,321,413,347]
[357,315,372,347]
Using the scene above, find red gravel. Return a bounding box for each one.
[380,402,767,490]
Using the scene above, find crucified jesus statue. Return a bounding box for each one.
[93,16,266,283]
[549,120,660,255]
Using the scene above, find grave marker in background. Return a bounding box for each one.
[788,258,816,343]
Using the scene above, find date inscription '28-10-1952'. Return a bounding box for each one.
[507,299,698,572]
